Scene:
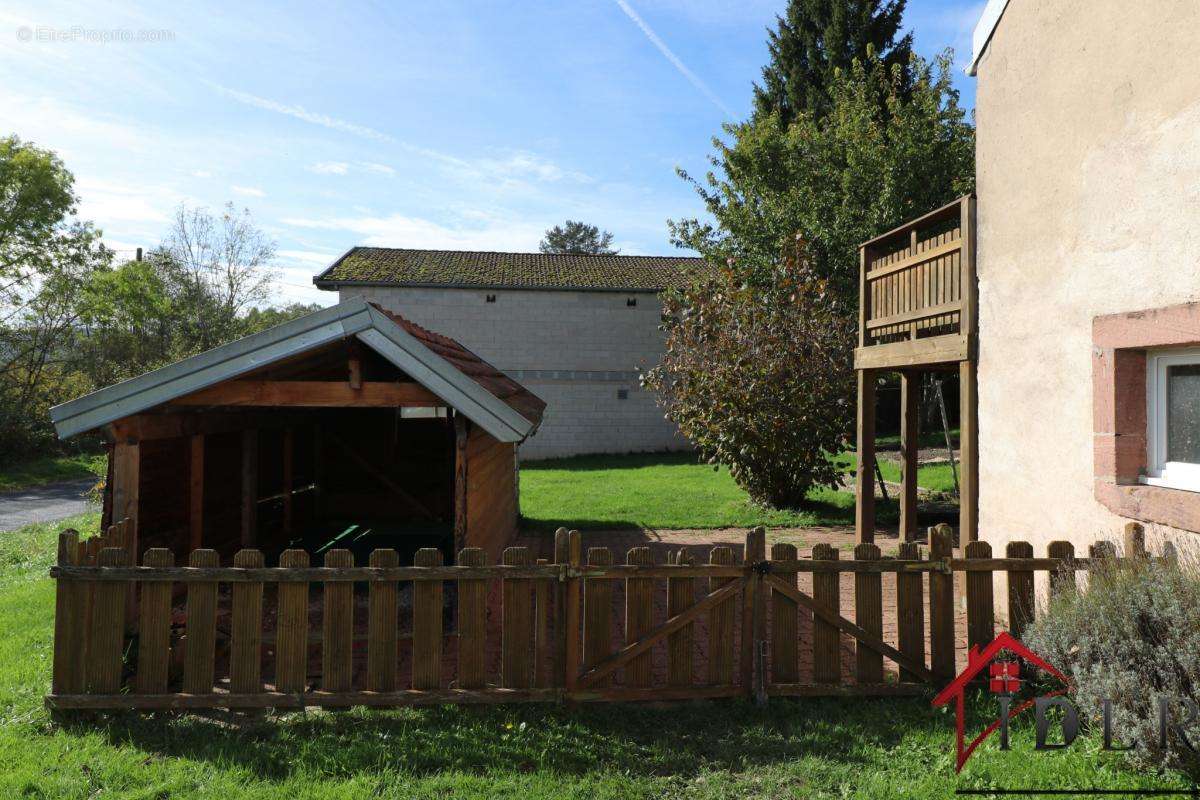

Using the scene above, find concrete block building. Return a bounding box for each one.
[314,248,706,460]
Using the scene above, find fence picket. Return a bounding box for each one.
[812,543,840,684]
[322,549,354,692]
[275,549,309,693]
[625,547,653,688]
[183,549,219,694]
[88,547,128,694]
[929,526,956,681]
[502,547,533,689]
[964,540,994,653]
[770,543,798,685]
[708,546,735,685]
[136,548,174,694]
[1047,541,1076,600]
[584,547,613,688]
[535,558,552,688]
[741,528,766,691]
[230,549,265,694]
[667,549,696,687]
[52,532,84,696]
[854,543,883,684]
[1005,541,1034,640]
[457,548,486,690]
[367,549,399,692]
[895,542,925,683]
[412,548,443,690]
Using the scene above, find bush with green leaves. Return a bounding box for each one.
[1025,553,1200,777]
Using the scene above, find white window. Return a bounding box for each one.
[1144,348,1200,492]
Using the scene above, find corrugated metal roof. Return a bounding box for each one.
[49,298,544,443]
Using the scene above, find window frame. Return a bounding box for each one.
[1143,346,1200,492]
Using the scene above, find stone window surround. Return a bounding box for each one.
[1093,302,1200,533]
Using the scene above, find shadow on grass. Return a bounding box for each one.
[68,696,943,782]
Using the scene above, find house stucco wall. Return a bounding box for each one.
[974,0,1200,557]
[337,285,689,460]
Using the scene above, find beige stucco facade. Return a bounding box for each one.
[974,0,1200,557]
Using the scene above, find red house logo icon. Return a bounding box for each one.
[931,632,1072,772]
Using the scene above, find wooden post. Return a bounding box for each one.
[854,543,883,684]
[583,547,613,689]
[856,371,877,543]
[964,541,995,653]
[900,371,920,541]
[183,549,219,694]
[87,547,128,694]
[929,525,956,682]
[275,549,310,693]
[563,530,582,693]
[1047,541,1076,600]
[1123,522,1147,558]
[51,531,84,696]
[136,549,174,694]
[1006,541,1035,639]
[229,549,265,695]
[112,440,139,563]
[740,527,766,692]
[457,548,487,690]
[708,546,735,685]
[896,542,926,683]
[189,435,204,551]
[812,543,840,684]
[552,528,570,689]
[241,429,258,548]
[281,427,294,537]
[367,549,399,692]
[667,549,696,687]
[959,360,978,542]
[625,547,653,689]
[412,548,442,690]
[770,543,798,686]
[322,549,354,692]
[502,547,533,689]
[535,557,552,688]
[348,340,363,390]
[453,414,469,553]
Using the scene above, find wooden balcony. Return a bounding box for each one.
[855,196,976,370]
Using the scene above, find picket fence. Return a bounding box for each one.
[46,522,1163,712]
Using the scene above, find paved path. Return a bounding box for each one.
[0,479,98,532]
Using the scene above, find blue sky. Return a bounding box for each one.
[0,0,983,305]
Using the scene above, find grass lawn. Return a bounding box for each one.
[0,452,106,493]
[0,513,1186,798]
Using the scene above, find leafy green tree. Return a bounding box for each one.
[241,302,324,334]
[753,0,912,126]
[0,135,77,305]
[538,220,618,255]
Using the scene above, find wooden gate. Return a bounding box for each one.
[47,522,1164,712]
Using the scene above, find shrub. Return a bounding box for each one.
[1025,553,1200,776]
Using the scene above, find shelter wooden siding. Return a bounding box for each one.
[47,522,1163,712]
[465,424,518,562]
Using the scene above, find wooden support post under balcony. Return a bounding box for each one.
[959,359,978,543]
[856,370,877,544]
[899,372,920,541]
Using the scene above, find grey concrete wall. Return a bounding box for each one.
[974,0,1200,556]
[338,285,690,460]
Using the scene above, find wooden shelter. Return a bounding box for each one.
[854,196,978,543]
[50,299,545,566]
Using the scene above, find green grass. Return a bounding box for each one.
[520,452,869,530]
[876,427,959,450]
[0,514,1186,798]
[0,452,106,492]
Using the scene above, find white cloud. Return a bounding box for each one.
[232,185,266,197]
[359,161,395,176]
[278,248,340,266]
[281,212,545,251]
[192,169,213,178]
[309,161,350,175]
[477,151,591,184]
[75,177,178,225]
[212,84,397,143]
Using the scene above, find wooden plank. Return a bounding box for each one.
[367,549,399,692]
[1047,541,1076,600]
[183,549,219,694]
[347,341,363,390]
[174,380,441,407]
[282,427,294,537]
[534,558,552,688]
[667,549,696,687]
[707,546,735,685]
[866,300,963,331]
[411,548,442,690]
[929,526,956,682]
[625,547,654,688]
[136,549,174,694]
[457,548,486,690]
[853,334,970,370]
[53,563,738,582]
[52,532,85,696]
[854,543,883,684]
[563,530,583,691]
[1006,541,1035,639]
[502,547,532,689]
[770,543,799,685]
[583,547,614,689]
[900,372,920,540]
[453,414,468,553]
[959,359,978,542]
[896,542,926,683]
[322,549,354,692]
[740,528,766,691]
[275,549,310,694]
[88,547,128,694]
[1124,522,1147,558]
[241,429,258,548]
[111,410,305,442]
[964,541,994,653]
[229,549,265,694]
[111,442,139,559]
[812,543,840,684]
[960,196,976,334]
[856,371,877,543]
[768,683,929,698]
[50,688,563,711]
[189,435,204,551]
[867,236,961,281]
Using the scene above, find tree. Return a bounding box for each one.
[0,135,77,305]
[753,0,912,127]
[538,220,618,255]
[643,238,855,508]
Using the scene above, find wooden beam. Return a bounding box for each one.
[866,300,963,331]
[282,427,294,537]
[856,370,876,543]
[900,372,919,541]
[347,341,363,390]
[189,435,204,551]
[324,431,435,520]
[241,429,258,548]
[866,236,960,280]
[854,334,970,370]
[112,441,139,563]
[959,359,978,542]
[110,410,305,442]
[174,380,442,408]
[453,414,468,553]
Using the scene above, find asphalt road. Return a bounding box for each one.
[0,478,99,532]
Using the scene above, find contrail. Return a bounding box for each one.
[211,84,397,143]
[613,0,735,119]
